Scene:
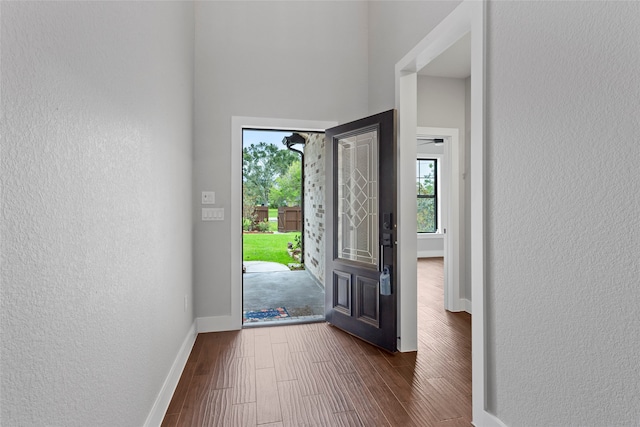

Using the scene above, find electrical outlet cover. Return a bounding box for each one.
[202,191,215,204]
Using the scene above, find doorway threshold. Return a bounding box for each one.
[242,315,325,329]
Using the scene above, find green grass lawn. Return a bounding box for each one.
[268,208,277,220]
[243,232,300,265]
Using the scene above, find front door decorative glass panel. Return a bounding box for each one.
[336,128,378,266]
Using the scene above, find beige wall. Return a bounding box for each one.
[367,1,462,114]
[193,1,369,319]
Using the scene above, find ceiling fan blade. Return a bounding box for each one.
[417,138,444,146]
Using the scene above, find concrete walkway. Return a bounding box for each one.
[243,261,290,273]
[242,268,325,326]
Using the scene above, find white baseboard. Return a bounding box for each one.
[143,322,197,427]
[472,410,509,427]
[417,250,444,258]
[462,298,472,314]
[196,314,241,333]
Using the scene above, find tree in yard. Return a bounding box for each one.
[242,183,258,231]
[242,142,298,207]
[270,160,302,208]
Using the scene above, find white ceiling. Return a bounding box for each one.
[418,32,471,79]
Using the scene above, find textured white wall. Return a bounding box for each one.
[486,1,640,425]
[193,1,369,319]
[1,2,194,425]
[367,1,462,114]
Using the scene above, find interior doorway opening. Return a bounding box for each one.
[241,128,326,327]
[416,128,468,314]
[396,0,486,423]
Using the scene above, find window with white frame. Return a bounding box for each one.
[416,159,438,233]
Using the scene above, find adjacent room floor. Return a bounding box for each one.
[162,258,472,426]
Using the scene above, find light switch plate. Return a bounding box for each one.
[202,208,224,221]
[202,191,215,204]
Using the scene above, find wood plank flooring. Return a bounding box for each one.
[162,258,471,426]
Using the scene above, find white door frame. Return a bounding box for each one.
[395,2,501,426]
[417,127,466,314]
[226,117,337,332]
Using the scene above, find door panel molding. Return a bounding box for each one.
[355,275,380,328]
[332,271,352,316]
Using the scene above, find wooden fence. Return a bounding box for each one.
[253,206,269,224]
[278,207,301,232]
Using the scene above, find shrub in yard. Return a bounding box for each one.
[293,234,302,250]
[254,220,270,233]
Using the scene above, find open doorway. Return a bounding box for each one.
[396,1,487,423]
[416,127,469,313]
[241,128,326,326]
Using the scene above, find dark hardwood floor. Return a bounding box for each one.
[162,258,471,426]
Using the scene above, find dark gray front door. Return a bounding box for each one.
[325,110,397,352]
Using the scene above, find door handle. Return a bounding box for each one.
[379,246,391,295]
[379,245,384,272]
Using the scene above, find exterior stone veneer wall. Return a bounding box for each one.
[302,133,325,286]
